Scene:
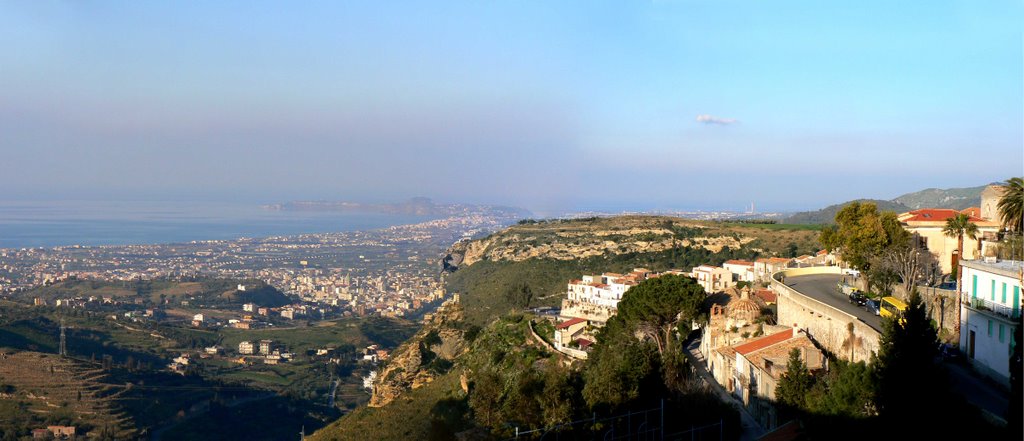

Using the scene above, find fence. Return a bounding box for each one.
[508,400,725,441]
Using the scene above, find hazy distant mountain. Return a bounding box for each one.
[891,185,988,210]
[785,199,912,224]
[784,184,991,224]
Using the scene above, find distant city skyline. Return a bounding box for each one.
[2,1,1021,213]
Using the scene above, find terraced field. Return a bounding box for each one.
[0,351,136,439]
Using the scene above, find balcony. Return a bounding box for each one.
[962,292,1021,320]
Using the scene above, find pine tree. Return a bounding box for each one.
[776,348,814,411]
[873,290,942,419]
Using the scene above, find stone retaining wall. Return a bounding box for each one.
[773,267,880,362]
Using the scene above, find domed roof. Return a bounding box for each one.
[728,288,761,318]
[729,298,761,314]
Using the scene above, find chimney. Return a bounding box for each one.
[792,324,800,338]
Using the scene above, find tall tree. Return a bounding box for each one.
[943,213,978,278]
[997,177,1023,233]
[776,348,814,410]
[872,290,942,418]
[820,202,908,281]
[943,213,978,334]
[614,274,705,355]
[879,240,940,293]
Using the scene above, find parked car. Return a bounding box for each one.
[849,292,867,307]
[864,299,880,316]
[938,343,961,361]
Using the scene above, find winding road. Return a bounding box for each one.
[783,274,882,332]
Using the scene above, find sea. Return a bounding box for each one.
[0,200,438,249]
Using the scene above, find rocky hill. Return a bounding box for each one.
[443,216,820,324]
[784,199,912,224]
[892,185,988,210]
[784,183,993,224]
[368,299,471,408]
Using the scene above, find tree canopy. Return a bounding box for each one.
[998,177,1023,233]
[615,274,705,354]
[820,202,908,272]
[776,348,813,410]
[872,290,941,416]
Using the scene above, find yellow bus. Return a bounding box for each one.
[880,296,908,323]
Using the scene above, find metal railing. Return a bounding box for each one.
[509,401,725,440]
[961,292,1022,320]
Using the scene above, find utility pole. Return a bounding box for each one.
[59,319,67,357]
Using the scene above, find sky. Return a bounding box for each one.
[1,1,1022,213]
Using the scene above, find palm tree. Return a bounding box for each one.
[944,213,979,277]
[998,177,1023,233]
[944,213,978,334]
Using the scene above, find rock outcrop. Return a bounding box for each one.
[368,300,469,407]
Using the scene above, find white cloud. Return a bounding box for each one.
[695,114,738,125]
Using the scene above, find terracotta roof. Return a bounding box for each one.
[816,250,828,255]
[576,338,594,348]
[733,329,794,355]
[899,208,985,224]
[767,257,793,264]
[724,260,754,266]
[556,317,587,329]
[754,289,777,303]
[960,207,981,217]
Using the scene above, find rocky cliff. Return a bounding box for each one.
[443,216,755,268]
[369,299,470,407]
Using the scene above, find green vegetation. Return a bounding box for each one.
[314,276,740,440]
[820,202,908,278]
[998,177,1023,233]
[785,199,911,224]
[449,246,760,325]
[18,278,291,308]
[776,291,1006,438]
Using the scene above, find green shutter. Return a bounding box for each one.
[999,324,1005,343]
[972,275,978,300]
[991,280,996,301]
[988,320,992,336]
[1003,283,1007,304]
[1014,286,1020,317]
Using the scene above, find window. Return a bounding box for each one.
[991,280,996,301]
[988,320,993,337]
[999,324,1005,343]
[1002,283,1007,304]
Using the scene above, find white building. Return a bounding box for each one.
[192,313,204,323]
[242,303,256,312]
[691,265,734,293]
[723,260,755,282]
[561,269,654,322]
[958,259,1022,386]
[238,341,255,355]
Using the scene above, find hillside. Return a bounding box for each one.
[785,199,911,224]
[311,216,807,439]
[892,185,988,210]
[19,278,292,308]
[785,184,992,224]
[444,216,820,324]
[0,352,137,439]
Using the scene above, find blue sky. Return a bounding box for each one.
[1,1,1021,212]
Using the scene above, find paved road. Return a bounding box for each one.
[784,274,882,332]
[684,337,764,441]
